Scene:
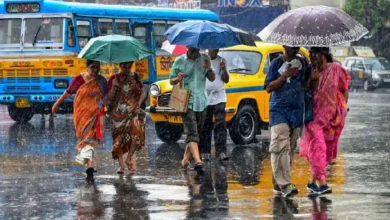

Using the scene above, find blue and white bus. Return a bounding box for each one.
[0,0,219,122]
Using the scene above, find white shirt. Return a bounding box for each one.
[206,56,230,105]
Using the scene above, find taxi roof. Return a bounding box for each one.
[224,41,310,58]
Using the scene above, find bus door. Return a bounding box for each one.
[131,19,156,84]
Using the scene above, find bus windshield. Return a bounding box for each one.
[25,18,64,45]
[0,17,64,49]
[0,19,22,45]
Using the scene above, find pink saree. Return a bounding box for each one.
[300,63,350,181]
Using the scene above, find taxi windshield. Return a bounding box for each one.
[218,50,262,75]
[365,58,390,70]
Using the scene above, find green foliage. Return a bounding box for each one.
[344,0,390,58]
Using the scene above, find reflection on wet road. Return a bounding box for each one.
[1,91,390,219]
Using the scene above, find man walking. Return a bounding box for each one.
[170,47,215,178]
[265,46,307,197]
[200,49,230,161]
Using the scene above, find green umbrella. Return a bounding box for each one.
[78,35,153,63]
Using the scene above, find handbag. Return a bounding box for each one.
[169,79,191,113]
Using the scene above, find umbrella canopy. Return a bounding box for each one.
[258,5,369,47]
[165,20,256,49]
[78,35,153,63]
[161,40,187,55]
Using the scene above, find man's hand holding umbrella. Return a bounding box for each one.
[204,58,215,82]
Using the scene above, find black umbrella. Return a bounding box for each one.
[258,5,369,47]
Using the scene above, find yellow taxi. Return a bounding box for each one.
[146,42,309,145]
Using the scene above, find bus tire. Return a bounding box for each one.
[8,105,34,122]
[229,105,257,145]
[155,122,183,144]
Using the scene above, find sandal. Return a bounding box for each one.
[125,160,136,174]
[194,163,204,175]
[117,168,124,174]
[181,162,192,171]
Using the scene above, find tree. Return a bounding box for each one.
[344,0,390,59]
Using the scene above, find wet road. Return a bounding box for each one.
[1,90,390,220]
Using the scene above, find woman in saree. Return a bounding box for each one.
[52,60,108,182]
[107,61,145,175]
[300,47,350,195]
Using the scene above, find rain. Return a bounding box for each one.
[1,1,390,220]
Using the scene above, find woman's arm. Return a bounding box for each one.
[52,91,71,114]
[343,90,349,103]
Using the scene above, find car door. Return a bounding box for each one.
[353,59,365,85]
[345,59,358,85]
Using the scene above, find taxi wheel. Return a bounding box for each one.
[8,105,34,122]
[363,80,372,91]
[155,122,183,144]
[229,105,257,145]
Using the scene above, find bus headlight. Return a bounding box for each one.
[149,84,160,97]
[54,79,69,89]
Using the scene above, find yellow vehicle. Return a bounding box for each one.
[146,42,309,145]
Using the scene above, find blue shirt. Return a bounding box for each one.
[265,56,308,128]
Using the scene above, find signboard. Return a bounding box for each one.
[6,3,40,13]
[156,56,176,78]
[353,46,376,57]
[131,58,149,80]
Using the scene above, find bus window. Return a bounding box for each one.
[132,23,147,44]
[153,21,166,48]
[67,19,75,47]
[115,19,130,36]
[0,19,22,45]
[92,18,99,37]
[99,19,114,36]
[25,18,64,45]
[77,20,91,48]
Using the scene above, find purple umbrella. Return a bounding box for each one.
[258,5,369,47]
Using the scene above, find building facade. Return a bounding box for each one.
[290,0,348,9]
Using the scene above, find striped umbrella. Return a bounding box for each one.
[161,40,187,55]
